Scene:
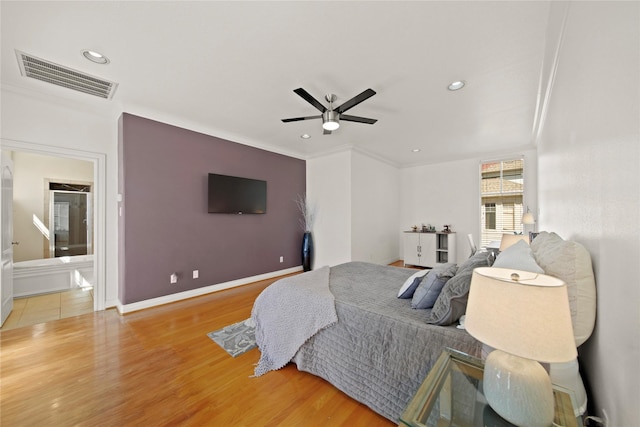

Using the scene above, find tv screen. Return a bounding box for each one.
[208,173,267,214]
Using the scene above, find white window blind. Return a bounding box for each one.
[480,159,524,247]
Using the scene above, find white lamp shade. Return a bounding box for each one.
[499,233,529,251]
[465,267,577,363]
[522,212,535,224]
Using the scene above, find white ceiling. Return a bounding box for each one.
[1,1,553,167]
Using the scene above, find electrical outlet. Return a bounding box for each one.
[192,270,199,279]
[170,273,178,284]
[279,256,284,263]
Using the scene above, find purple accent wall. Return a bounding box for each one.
[118,113,306,304]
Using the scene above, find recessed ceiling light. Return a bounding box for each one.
[447,80,465,91]
[412,148,421,153]
[82,49,109,64]
[300,134,311,139]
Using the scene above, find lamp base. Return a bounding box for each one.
[483,350,554,427]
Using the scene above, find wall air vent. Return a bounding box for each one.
[16,50,118,100]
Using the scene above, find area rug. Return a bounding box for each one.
[207,318,257,357]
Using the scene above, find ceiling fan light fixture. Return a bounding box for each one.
[322,110,340,131]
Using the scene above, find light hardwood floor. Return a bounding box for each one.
[0,272,397,426]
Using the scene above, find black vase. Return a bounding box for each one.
[302,231,314,272]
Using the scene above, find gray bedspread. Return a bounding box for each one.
[291,261,482,422]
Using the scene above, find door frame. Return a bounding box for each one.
[1,138,106,311]
[1,151,14,325]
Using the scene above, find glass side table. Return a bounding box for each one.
[399,349,581,427]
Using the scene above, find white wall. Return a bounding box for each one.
[400,150,537,263]
[351,150,400,265]
[12,152,93,262]
[1,87,120,307]
[307,150,352,268]
[537,2,639,424]
[307,148,401,268]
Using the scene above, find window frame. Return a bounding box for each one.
[479,157,525,248]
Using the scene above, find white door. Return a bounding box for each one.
[420,233,437,267]
[403,233,421,267]
[1,151,14,326]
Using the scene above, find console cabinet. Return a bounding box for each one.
[403,232,456,268]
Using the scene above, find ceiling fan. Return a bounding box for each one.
[282,88,377,134]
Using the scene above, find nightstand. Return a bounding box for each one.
[399,349,581,427]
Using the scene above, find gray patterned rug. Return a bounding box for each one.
[207,318,257,357]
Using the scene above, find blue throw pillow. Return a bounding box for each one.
[397,269,430,299]
[411,263,457,309]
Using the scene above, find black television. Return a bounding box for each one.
[208,173,267,214]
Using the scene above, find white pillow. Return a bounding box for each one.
[493,239,544,273]
[397,269,430,298]
[531,232,597,347]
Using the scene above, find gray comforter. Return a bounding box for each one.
[291,262,482,422]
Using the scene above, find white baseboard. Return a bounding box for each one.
[105,298,120,309]
[115,266,303,314]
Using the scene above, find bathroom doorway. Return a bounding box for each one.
[0,139,106,329]
[49,184,92,258]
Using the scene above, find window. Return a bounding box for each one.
[480,159,524,247]
[485,203,496,229]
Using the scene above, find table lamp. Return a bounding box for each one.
[522,211,535,226]
[522,207,536,236]
[465,267,577,427]
[499,233,530,251]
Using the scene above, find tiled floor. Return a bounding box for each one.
[1,287,94,331]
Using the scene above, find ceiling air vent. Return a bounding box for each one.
[16,50,118,100]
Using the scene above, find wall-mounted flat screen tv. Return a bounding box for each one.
[208,173,267,214]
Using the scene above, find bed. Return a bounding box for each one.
[291,261,483,422]
[251,252,490,422]
[250,231,597,422]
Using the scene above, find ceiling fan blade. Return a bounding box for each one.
[281,115,322,123]
[335,89,376,114]
[323,129,332,135]
[293,88,327,113]
[340,114,377,124]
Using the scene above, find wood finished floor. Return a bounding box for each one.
[0,271,398,426]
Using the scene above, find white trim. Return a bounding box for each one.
[479,152,526,165]
[351,145,400,168]
[531,1,570,143]
[400,145,536,169]
[304,143,355,160]
[0,138,107,311]
[120,107,307,161]
[380,257,401,266]
[304,144,401,168]
[116,266,303,314]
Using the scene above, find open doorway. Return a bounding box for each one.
[0,140,105,329]
[48,183,93,258]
